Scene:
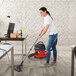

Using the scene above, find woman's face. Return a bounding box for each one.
[40,10,47,17]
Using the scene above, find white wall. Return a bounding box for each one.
[0,0,76,53]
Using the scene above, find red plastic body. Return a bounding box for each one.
[34,50,46,58]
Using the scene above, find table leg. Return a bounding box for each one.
[22,41,23,60]
[25,39,26,55]
[11,47,14,76]
[71,48,74,76]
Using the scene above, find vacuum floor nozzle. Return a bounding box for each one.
[14,65,22,72]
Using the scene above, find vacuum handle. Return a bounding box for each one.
[30,39,38,50]
[39,33,41,36]
[37,41,44,44]
[30,32,42,50]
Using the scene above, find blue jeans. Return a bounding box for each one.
[46,33,58,64]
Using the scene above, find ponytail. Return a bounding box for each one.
[46,11,50,16]
[46,11,53,20]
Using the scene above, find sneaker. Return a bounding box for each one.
[51,61,56,65]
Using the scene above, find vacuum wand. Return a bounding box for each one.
[21,32,41,64]
[14,32,42,72]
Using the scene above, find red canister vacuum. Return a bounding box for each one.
[28,41,46,58]
[34,41,46,58]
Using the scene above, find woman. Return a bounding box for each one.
[36,7,58,65]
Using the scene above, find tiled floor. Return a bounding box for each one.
[0,46,76,76]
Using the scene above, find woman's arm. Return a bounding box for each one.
[36,24,50,39]
[41,27,45,32]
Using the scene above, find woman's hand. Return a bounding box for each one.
[36,36,41,39]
